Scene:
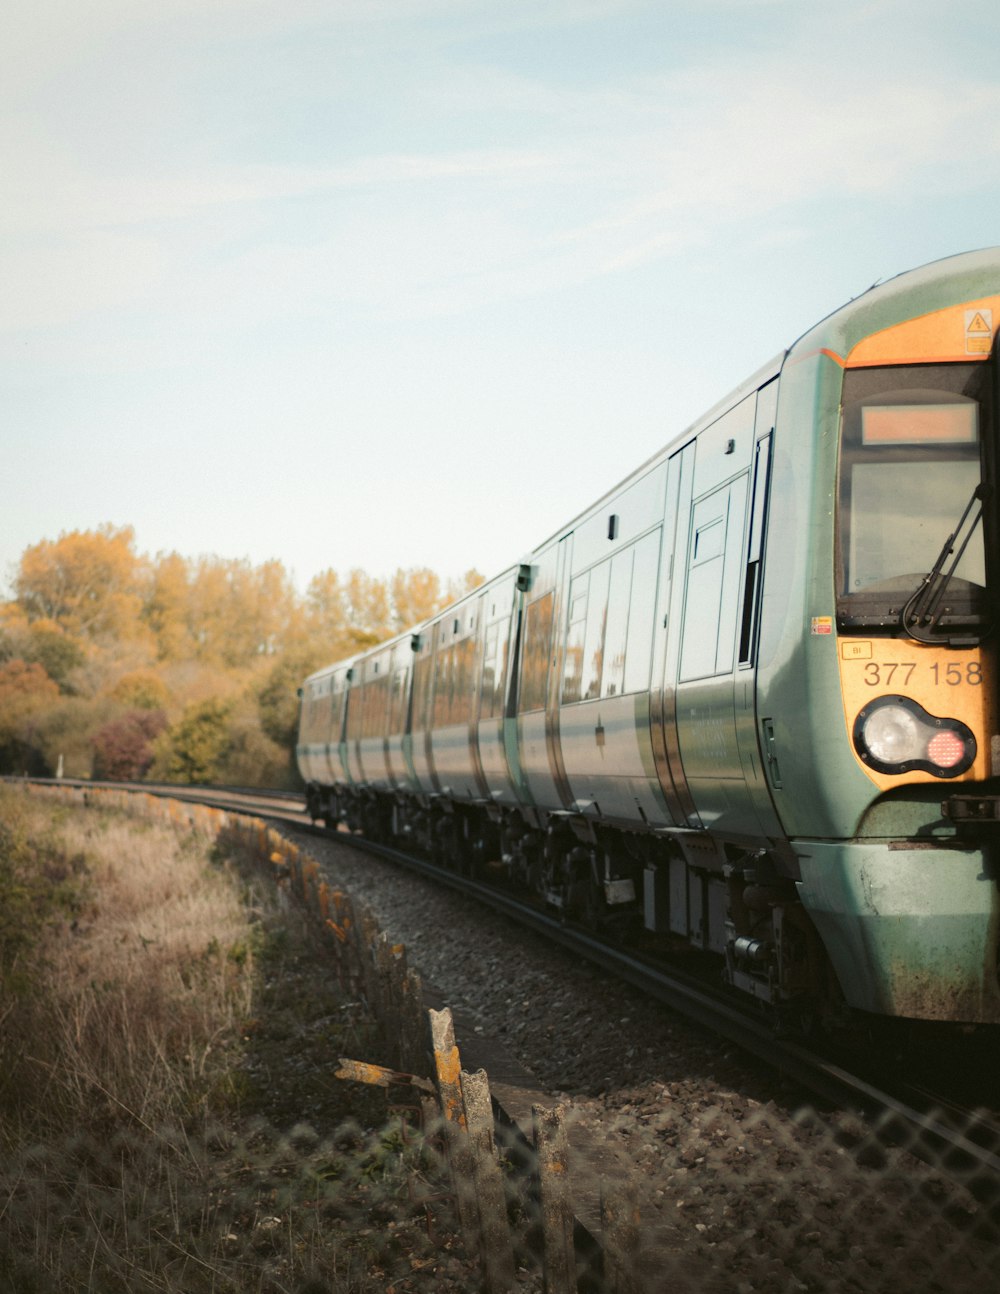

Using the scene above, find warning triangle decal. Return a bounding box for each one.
[967,312,991,334]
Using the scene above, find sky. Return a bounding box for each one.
[4,0,1000,598]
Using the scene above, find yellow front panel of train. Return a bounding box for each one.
[839,639,995,789]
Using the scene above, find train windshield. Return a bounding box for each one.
[837,362,991,630]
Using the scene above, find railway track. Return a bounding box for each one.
[19,776,1000,1222]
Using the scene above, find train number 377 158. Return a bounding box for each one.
[862,661,983,687]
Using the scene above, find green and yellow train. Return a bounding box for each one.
[298,248,1000,1028]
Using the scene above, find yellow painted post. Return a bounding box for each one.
[335,1058,435,1094]
[429,1008,465,1130]
[429,1007,482,1259]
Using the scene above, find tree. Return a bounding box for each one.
[0,614,85,692]
[216,710,294,788]
[0,661,60,773]
[144,552,193,661]
[343,569,392,646]
[92,710,168,781]
[14,525,148,644]
[23,621,86,690]
[31,696,117,780]
[110,671,171,711]
[447,568,486,602]
[184,557,300,669]
[390,567,442,632]
[257,653,323,750]
[149,698,234,784]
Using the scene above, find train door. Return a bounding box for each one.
[476,571,520,804]
[516,539,569,813]
[408,625,439,794]
[673,390,771,839]
[733,381,785,840]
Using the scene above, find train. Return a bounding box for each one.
[298,248,1000,1030]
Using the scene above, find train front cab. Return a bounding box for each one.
[762,254,1000,1025]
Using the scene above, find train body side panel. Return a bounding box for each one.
[424,592,487,801]
[559,693,666,824]
[409,626,438,795]
[515,543,565,813]
[554,463,672,825]
[430,723,481,798]
[386,639,415,792]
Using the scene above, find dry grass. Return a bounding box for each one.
[1,792,255,1140]
[0,789,470,1294]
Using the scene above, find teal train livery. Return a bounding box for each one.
[299,249,1000,1030]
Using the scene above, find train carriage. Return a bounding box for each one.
[298,248,1000,1028]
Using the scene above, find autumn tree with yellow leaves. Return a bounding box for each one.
[0,526,482,786]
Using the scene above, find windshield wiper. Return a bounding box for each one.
[900,484,984,645]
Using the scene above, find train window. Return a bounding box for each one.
[680,475,749,681]
[582,561,610,700]
[362,672,391,738]
[520,592,554,712]
[389,666,409,734]
[433,644,454,727]
[602,549,632,697]
[452,636,476,725]
[838,363,987,627]
[561,582,589,704]
[622,529,660,694]
[560,530,660,704]
[481,622,500,718]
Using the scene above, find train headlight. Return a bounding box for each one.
[853,696,976,778]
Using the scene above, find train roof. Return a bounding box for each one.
[788,245,1000,365]
[303,248,1000,686]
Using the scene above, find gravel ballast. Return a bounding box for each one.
[290,828,996,1294]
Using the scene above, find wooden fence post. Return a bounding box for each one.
[399,967,428,1078]
[601,1180,641,1294]
[534,1105,576,1294]
[461,1067,516,1293]
[429,1009,481,1256]
[356,908,382,1021]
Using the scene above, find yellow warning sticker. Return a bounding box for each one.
[966,308,993,355]
[811,616,833,636]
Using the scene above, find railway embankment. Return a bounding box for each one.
[0,785,491,1293]
[7,781,1000,1293]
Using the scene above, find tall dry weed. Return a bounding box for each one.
[0,789,462,1294]
[0,791,256,1141]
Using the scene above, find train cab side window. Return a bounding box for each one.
[837,363,988,628]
